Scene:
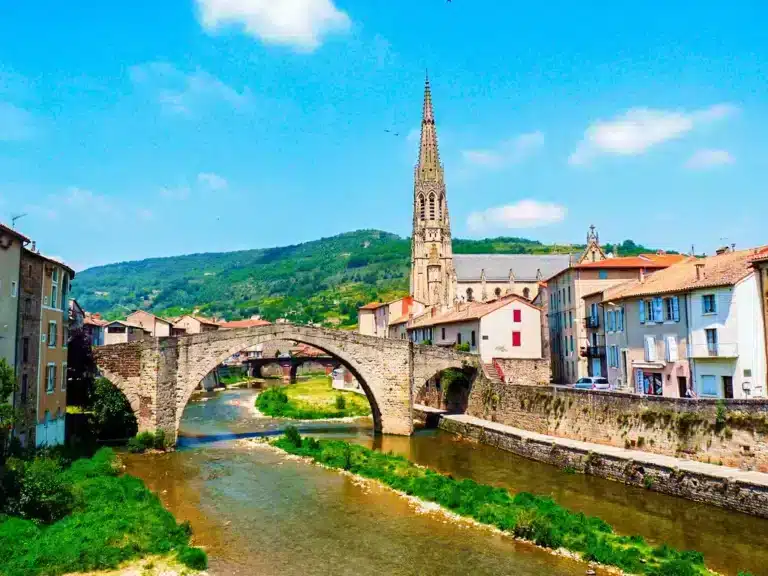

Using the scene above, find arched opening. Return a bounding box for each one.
[428,193,436,220]
[178,335,384,436]
[415,366,476,414]
[523,287,531,299]
[466,287,474,302]
[419,195,426,220]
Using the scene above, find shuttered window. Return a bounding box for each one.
[512,332,521,347]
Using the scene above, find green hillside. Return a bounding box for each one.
[71,230,663,329]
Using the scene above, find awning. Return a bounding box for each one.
[632,362,666,370]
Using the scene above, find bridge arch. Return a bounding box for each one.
[95,324,413,442]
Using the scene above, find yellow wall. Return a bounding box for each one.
[38,262,69,425]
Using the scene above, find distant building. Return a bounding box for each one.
[408,294,543,363]
[83,312,108,346]
[126,310,173,337]
[358,296,425,339]
[104,320,151,345]
[219,317,272,329]
[454,254,570,304]
[173,315,221,334]
[547,226,687,384]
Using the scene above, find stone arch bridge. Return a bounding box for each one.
[94,324,480,441]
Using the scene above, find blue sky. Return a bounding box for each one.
[1,1,767,270]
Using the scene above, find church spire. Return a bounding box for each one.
[418,73,441,180]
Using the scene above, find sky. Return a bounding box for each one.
[1,1,767,271]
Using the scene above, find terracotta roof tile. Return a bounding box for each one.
[603,248,766,301]
[359,302,386,311]
[576,253,687,269]
[408,294,539,329]
[220,319,272,329]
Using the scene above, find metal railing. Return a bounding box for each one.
[584,316,600,329]
[688,343,739,358]
[585,345,606,358]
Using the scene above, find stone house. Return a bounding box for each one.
[83,312,107,346]
[408,294,542,363]
[104,320,151,345]
[126,310,173,337]
[172,314,221,335]
[358,297,425,339]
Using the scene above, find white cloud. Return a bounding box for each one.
[198,172,228,191]
[569,104,738,165]
[137,208,154,221]
[0,102,34,141]
[196,0,351,52]
[462,131,544,169]
[684,149,734,170]
[63,187,116,214]
[467,200,566,232]
[129,62,251,115]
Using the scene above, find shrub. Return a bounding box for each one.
[284,425,302,448]
[127,431,170,454]
[14,457,75,523]
[335,394,347,410]
[178,545,208,570]
[455,342,470,352]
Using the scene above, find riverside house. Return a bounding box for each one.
[593,247,767,399]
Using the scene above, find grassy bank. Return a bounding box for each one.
[257,376,371,420]
[271,429,730,576]
[0,448,206,576]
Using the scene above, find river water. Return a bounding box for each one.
[124,387,768,576]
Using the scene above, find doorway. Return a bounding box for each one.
[723,376,734,399]
[678,376,688,397]
[591,358,602,377]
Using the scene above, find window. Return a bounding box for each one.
[11,281,17,297]
[22,337,29,363]
[46,363,56,393]
[63,326,69,347]
[702,294,716,314]
[665,336,679,362]
[617,307,624,332]
[513,309,522,323]
[471,331,476,348]
[644,336,656,362]
[652,297,663,323]
[568,286,571,304]
[512,331,521,347]
[428,193,436,220]
[52,267,59,283]
[419,195,425,220]
[108,326,126,333]
[457,333,462,345]
[50,284,58,309]
[441,327,446,340]
[569,311,573,328]
[27,263,32,277]
[700,375,718,397]
[705,328,718,354]
[24,297,31,315]
[569,335,574,355]
[664,298,673,321]
[495,287,502,298]
[598,270,608,280]
[523,287,530,299]
[466,288,474,302]
[61,363,67,391]
[48,321,57,348]
[21,374,28,403]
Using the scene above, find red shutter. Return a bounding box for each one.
[513,309,522,323]
[512,332,521,347]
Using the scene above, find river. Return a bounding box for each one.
[124,386,768,575]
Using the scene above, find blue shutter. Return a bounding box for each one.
[672,296,680,322]
[639,300,646,324]
[618,307,624,331]
[653,297,663,323]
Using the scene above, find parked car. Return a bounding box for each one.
[573,377,611,390]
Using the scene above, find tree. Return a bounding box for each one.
[66,327,96,408]
[0,358,17,461]
[90,377,137,440]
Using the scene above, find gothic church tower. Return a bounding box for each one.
[410,76,455,308]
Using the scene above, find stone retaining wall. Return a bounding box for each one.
[440,417,768,518]
[465,383,768,471]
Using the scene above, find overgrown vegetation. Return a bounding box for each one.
[256,377,370,420]
[272,429,719,576]
[127,430,171,453]
[0,359,18,464]
[71,229,670,328]
[0,448,206,576]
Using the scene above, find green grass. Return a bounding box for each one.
[271,430,718,576]
[257,376,371,420]
[0,448,206,576]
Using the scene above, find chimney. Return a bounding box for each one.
[695,262,705,280]
[30,241,36,252]
[639,268,646,283]
[431,307,436,318]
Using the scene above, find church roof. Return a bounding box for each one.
[454,254,572,282]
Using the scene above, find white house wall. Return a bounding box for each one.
[479,302,541,362]
[734,274,766,398]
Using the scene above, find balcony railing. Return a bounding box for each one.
[584,316,600,329]
[583,345,606,358]
[688,343,739,358]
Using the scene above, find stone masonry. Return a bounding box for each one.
[95,324,478,442]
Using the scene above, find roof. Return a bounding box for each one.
[22,247,76,277]
[389,314,410,326]
[359,302,386,311]
[408,294,539,329]
[84,313,109,327]
[176,314,221,327]
[454,254,572,282]
[750,247,768,265]
[127,310,173,325]
[106,320,149,331]
[602,248,766,301]
[575,253,687,269]
[220,319,272,329]
[0,222,31,244]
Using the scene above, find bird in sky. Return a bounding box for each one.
[384,129,400,137]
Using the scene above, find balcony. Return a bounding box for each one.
[688,343,739,359]
[583,345,606,358]
[584,316,600,329]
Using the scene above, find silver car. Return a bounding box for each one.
[573,377,611,390]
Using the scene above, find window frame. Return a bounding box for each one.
[512,331,522,347]
[48,321,57,348]
[46,363,56,394]
[702,294,717,315]
[61,362,67,391]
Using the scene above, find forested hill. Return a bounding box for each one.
[71,229,665,329]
